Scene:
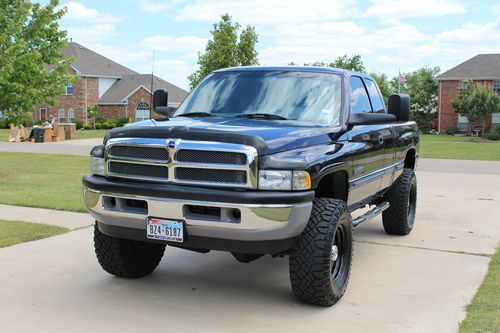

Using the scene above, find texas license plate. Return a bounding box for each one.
[146,218,184,242]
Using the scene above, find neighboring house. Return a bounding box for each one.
[35,42,188,124]
[436,54,500,133]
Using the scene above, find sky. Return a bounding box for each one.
[38,0,500,90]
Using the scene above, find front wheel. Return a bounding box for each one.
[289,198,353,306]
[94,223,166,278]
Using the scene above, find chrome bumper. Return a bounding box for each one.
[83,187,312,241]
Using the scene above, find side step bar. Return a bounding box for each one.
[352,201,390,227]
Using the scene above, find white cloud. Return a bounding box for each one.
[62,2,120,23]
[139,1,171,12]
[140,35,207,53]
[177,0,357,24]
[364,0,466,18]
[66,24,119,43]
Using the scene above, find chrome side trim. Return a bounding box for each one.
[349,162,403,189]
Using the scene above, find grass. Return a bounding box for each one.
[0,128,108,141]
[75,129,109,140]
[0,152,89,212]
[419,134,500,161]
[460,246,500,332]
[0,219,68,248]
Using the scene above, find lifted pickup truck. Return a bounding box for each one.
[83,66,419,306]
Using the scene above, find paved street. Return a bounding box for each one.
[0,138,102,156]
[0,158,498,332]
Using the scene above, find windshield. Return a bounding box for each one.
[175,70,342,126]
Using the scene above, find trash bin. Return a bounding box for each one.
[33,128,46,143]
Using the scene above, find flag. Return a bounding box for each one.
[399,71,406,85]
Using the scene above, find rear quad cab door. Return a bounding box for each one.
[346,76,389,206]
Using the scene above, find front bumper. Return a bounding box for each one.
[83,175,313,251]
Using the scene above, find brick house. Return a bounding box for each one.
[436,54,500,133]
[34,42,188,124]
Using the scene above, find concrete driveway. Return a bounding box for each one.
[0,159,498,333]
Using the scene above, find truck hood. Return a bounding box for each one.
[104,117,342,155]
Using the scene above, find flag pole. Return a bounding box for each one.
[398,67,401,93]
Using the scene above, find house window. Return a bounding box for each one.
[494,80,500,95]
[492,113,500,129]
[58,109,65,123]
[67,108,75,123]
[65,82,73,95]
[458,115,469,131]
[135,102,150,121]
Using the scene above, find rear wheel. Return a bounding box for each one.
[94,223,166,278]
[289,198,353,306]
[382,168,417,235]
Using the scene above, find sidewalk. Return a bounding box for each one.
[0,138,101,156]
[0,204,93,229]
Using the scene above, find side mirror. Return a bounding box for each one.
[153,89,177,117]
[388,94,410,122]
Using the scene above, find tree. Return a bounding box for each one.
[87,105,100,132]
[452,80,500,137]
[390,67,440,131]
[305,55,366,73]
[188,14,259,89]
[0,0,74,122]
[370,72,392,106]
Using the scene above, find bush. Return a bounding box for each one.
[446,126,459,135]
[486,126,500,140]
[75,121,83,129]
[94,122,102,130]
[0,119,9,129]
[83,124,92,130]
[115,117,130,127]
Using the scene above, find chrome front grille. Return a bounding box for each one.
[104,138,258,188]
[109,145,168,162]
[108,161,168,180]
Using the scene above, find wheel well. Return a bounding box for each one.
[404,149,416,169]
[315,171,348,202]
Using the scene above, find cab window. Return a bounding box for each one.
[349,76,372,114]
[364,79,385,113]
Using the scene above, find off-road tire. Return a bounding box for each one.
[94,223,166,278]
[289,198,353,306]
[382,168,417,235]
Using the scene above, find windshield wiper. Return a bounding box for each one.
[237,113,289,120]
[175,112,214,118]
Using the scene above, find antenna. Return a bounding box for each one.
[150,50,155,120]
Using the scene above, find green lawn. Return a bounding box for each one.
[0,152,89,212]
[0,128,108,141]
[0,219,68,248]
[75,129,108,140]
[419,134,500,161]
[460,246,500,332]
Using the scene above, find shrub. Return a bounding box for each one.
[115,117,129,127]
[446,126,459,135]
[0,119,9,129]
[75,120,83,129]
[94,122,102,130]
[83,124,92,130]
[486,126,500,140]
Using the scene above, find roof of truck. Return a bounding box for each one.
[214,66,365,77]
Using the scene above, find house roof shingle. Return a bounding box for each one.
[62,42,138,77]
[98,74,188,105]
[436,54,500,80]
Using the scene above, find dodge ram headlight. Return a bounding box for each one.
[90,145,105,176]
[259,170,311,191]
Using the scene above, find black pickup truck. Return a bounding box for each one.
[83,66,419,306]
